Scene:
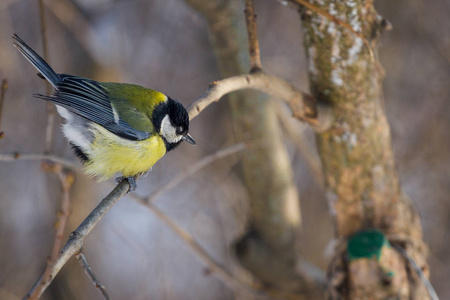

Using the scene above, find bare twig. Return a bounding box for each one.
[187,72,333,132]
[0,79,7,139]
[291,0,374,61]
[144,143,246,204]
[48,165,75,260]
[24,178,132,299]
[141,202,268,298]
[0,152,79,169]
[38,0,56,153]
[27,164,75,300]
[244,0,262,72]
[76,252,110,300]
[391,244,439,300]
[128,144,271,298]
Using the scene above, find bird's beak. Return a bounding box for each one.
[182,134,196,145]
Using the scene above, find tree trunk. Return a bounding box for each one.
[298,1,430,298]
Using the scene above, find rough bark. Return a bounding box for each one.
[185,0,321,297]
[297,0,429,298]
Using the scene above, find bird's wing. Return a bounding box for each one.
[35,75,151,141]
[100,82,167,133]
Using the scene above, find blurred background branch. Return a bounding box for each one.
[38,0,56,154]
[75,252,110,300]
[0,152,79,169]
[244,0,262,72]
[185,0,322,297]
[0,79,7,139]
[25,179,130,300]
[0,0,448,299]
[26,163,75,300]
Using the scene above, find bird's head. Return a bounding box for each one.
[153,97,196,151]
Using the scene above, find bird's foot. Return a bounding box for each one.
[116,176,137,193]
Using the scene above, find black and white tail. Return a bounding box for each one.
[12,34,60,89]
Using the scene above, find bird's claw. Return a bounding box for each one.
[116,176,137,193]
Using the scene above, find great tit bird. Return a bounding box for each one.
[12,34,195,188]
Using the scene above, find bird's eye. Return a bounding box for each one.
[176,126,183,134]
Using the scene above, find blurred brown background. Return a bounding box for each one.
[0,0,449,299]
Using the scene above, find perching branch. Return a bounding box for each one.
[24,179,131,299]
[187,72,333,132]
[22,144,251,299]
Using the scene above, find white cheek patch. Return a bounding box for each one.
[160,115,183,144]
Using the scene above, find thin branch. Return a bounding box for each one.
[142,202,268,298]
[144,143,246,204]
[38,0,56,153]
[187,72,333,132]
[76,252,110,300]
[22,144,252,299]
[0,152,79,169]
[24,178,131,299]
[48,165,75,260]
[291,0,374,61]
[12,71,329,299]
[244,0,262,72]
[391,244,439,300]
[27,165,75,300]
[0,79,7,139]
[129,143,273,298]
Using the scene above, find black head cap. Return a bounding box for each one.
[167,97,189,136]
[152,97,191,151]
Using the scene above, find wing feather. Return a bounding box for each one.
[37,75,151,140]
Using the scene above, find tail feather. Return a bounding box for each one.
[12,34,60,89]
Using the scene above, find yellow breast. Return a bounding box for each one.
[84,124,166,180]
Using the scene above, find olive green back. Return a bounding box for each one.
[100,82,167,133]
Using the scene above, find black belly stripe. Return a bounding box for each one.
[70,143,89,163]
